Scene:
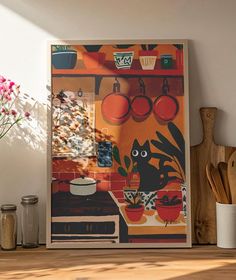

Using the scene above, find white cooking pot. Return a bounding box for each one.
[69,176,99,196]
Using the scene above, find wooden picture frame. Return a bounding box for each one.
[47,40,191,248]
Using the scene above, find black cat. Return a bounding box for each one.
[131,139,177,191]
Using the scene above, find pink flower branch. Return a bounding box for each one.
[0,76,30,139]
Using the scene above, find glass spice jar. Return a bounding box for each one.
[0,204,17,250]
[21,195,39,248]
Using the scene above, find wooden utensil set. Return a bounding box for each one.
[206,151,236,204]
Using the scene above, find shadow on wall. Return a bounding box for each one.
[0,0,145,38]
[0,88,48,244]
[188,40,204,146]
[4,92,48,154]
[0,0,206,146]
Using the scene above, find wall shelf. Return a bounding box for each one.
[52,62,183,95]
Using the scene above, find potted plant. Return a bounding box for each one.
[113,144,158,211]
[113,145,138,199]
[52,45,77,69]
[160,54,173,69]
[139,44,158,70]
[125,192,144,222]
[113,45,134,70]
[113,145,138,189]
[156,194,182,226]
[82,45,105,69]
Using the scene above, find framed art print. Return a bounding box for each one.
[47,40,191,248]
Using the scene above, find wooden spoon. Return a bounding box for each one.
[218,162,232,203]
[206,163,221,202]
[227,151,236,204]
[211,165,229,204]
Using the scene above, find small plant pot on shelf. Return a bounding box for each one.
[124,189,156,211]
[113,51,134,69]
[156,204,182,223]
[83,52,106,69]
[125,205,144,222]
[160,54,173,69]
[52,46,77,69]
[139,50,158,70]
[156,190,182,223]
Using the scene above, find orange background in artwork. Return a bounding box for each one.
[52,44,185,177]
[94,96,184,173]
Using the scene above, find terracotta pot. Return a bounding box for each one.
[139,50,158,70]
[125,205,144,222]
[156,204,182,222]
[101,79,130,124]
[156,190,182,222]
[83,52,105,69]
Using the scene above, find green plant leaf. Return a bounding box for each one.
[124,156,131,170]
[148,44,157,50]
[151,138,185,173]
[156,131,181,154]
[162,165,177,173]
[132,164,138,173]
[115,44,134,49]
[152,153,172,167]
[118,166,127,177]
[125,196,132,204]
[152,153,172,162]
[168,122,185,154]
[113,145,121,165]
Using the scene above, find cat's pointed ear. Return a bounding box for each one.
[143,140,150,149]
[133,139,139,147]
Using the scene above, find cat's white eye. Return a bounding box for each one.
[132,149,139,157]
[141,150,148,157]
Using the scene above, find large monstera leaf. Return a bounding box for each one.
[151,122,185,175]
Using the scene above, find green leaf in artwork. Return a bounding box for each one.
[118,166,128,177]
[113,145,121,165]
[132,164,138,173]
[124,155,131,170]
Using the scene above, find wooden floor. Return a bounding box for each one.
[0,246,236,279]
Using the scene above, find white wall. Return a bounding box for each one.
[0,0,236,243]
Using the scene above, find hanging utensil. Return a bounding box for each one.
[101,78,131,125]
[131,78,153,121]
[153,78,179,122]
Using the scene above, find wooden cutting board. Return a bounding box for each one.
[191,107,235,244]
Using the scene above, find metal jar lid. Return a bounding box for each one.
[1,204,17,212]
[21,195,38,205]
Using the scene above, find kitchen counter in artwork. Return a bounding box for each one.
[51,191,120,243]
[109,192,187,242]
[51,190,187,244]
